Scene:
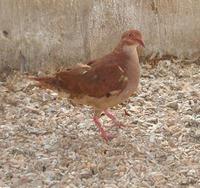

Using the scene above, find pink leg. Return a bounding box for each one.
[104,110,125,128]
[93,116,114,142]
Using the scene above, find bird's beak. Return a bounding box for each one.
[135,38,145,48]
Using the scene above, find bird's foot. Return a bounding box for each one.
[100,131,115,142]
[113,121,126,129]
[104,109,125,129]
[93,116,114,142]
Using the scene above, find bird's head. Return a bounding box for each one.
[121,29,145,48]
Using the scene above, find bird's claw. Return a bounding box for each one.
[100,132,115,142]
[113,121,126,129]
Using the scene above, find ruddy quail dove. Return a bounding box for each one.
[31,29,145,141]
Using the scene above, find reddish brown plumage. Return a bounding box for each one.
[32,53,128,98]
[30,29,144,141]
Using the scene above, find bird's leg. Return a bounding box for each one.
[104,109,125,128]
[93,116,114,142]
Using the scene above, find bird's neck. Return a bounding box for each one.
[113,41,124,53]
[113,42,139,60]
[122,45,138,59]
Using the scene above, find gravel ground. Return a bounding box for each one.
[0,60,200,188]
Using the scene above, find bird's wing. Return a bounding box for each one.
[55,60,128,98]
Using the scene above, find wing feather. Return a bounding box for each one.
[36,53,129,98]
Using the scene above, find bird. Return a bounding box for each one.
[30,29,145,141]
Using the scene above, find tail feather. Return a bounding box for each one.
[29,76,62,90]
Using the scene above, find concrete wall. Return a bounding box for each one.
[0,0,200,72]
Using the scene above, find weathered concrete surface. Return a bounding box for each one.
[0,0,200,72]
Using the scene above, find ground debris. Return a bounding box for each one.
[0,60,200,187]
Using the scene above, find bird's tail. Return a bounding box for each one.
[28,76,62,90]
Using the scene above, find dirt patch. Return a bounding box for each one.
[0,60,200,187]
